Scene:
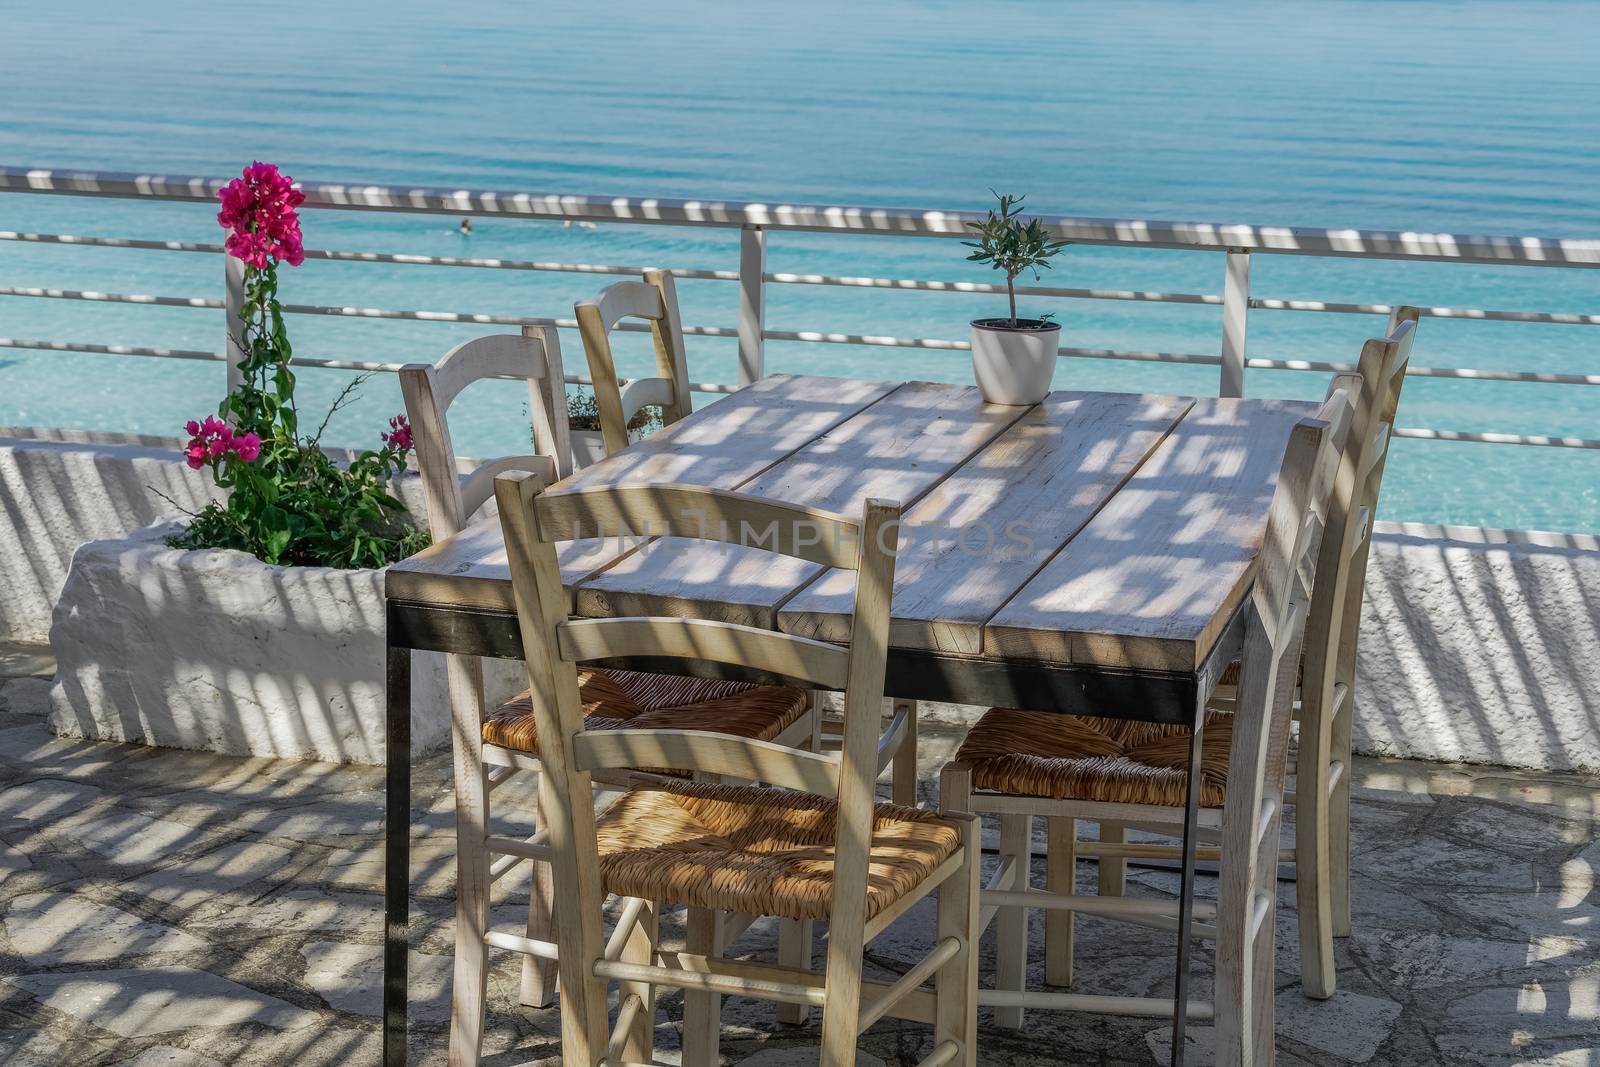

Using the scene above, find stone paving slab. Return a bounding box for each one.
[4,966,321,1038]
[2,648,1598,1066]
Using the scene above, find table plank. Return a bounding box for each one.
[386,374,898,612]
[778,391,1195,653]
[572,381,1029,628]
[984,397,1320,673]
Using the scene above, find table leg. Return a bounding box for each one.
[1170,701,1206,1067]
[384,644,412,1067]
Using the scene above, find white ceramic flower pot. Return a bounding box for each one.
[569,427,645,470]
[569,429,609,469]
[969,318,1061,405]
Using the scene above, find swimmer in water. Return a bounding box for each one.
[458,218,472,235]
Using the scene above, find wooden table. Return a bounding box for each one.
[381,374,1319,1067]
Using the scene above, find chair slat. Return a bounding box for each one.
[556,616,850,690]
[582,280,666,333]
[572,729,842,794]
[617,375,677,424]
[431,333,551,411]
[460,454,558,518]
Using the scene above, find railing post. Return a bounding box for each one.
[1219,249,1251,398]
[224,253,247,394]
[737,224,766,386]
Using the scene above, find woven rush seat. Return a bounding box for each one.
[1218,658,1304,688]
[954,707,1236,809]
[482,668,810,755]
[594,780,963,922]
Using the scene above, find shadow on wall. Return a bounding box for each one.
[1357,526,1600,773]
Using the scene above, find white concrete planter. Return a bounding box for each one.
[969,318,1061,405]
[47,521,523,765]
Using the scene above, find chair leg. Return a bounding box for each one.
[447,659,492,1067]
[777,694,827,1026]
[519,772,559,1008]
[1294,705,1338,1001]
[935,816,981,1067]
[891,698,919,807]
[683,906,721,1065]
[776,916,813,1025]
[1217,872,1278,1067]
[1044,817,1075,989]
[993,813,1032,1029]
[1097,820,1127,897]
[617,898,658,1064]
[1330,695,1355,939]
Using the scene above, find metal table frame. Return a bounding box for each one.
[381,595,1246,1067]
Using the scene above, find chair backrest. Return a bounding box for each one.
[1218,382,1352,1057]
[399,326,573,540]
[1299,309,1418,762]
[574,269,693,456]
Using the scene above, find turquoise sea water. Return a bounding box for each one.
[2,0,1597,532]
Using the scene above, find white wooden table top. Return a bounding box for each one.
[387,374,1319,674]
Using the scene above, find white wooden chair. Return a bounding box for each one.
[455,476,979,1067]
[577,276,922,804]
[1044,309,1417,1000]
[940,378,1354,1066]
[401,329,823,1013]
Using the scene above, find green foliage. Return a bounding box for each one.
[963,190,1069,326]
[169,261,429,569]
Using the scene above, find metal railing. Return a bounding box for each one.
[3,165,1599,456]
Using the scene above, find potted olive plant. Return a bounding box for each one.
[964,191,1069,404]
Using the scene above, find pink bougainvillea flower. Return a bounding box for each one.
[185,419,201,437]
[216,161,307,269]
[234,432,262,463]
[184,442,208,470]
[381,414,414,452]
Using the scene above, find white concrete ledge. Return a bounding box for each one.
[1357,526,1600,771]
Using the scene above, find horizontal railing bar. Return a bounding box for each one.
[299,249,732,278]
[1246,357,1600,385]
[1392,427,1600,450]
[6,166,1598,267]
[0,337,737,393]
[0,338,1586,443]
[0,285,223,309]
[765,272,1223,305]
[1251,296,1600,326]
[281,303,740,338]
[5,234,1596,327]
[0,231,738,279]
[0,231,227,254]
[763,329,1225,366]
[4,290,1591,384]
[0,338,228,363]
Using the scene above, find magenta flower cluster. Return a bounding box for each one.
[183,415,262,470]
[216,161,307,269]
[380,414,414,452]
